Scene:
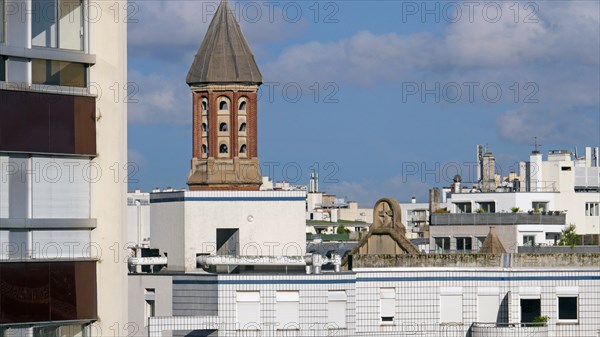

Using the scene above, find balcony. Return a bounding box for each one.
[431,213,566,226]
[472,323,548,337]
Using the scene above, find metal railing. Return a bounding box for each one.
[472,322,548,337]
[431,213,566,226]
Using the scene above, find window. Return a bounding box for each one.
[380,288,395,324]
[31,0,84,50]
[476,237,486,251]
[32,59,86,87]
[532,202,548,212]
[219,123,228,132]
[0,0,4,43]
[239,101,246,111]
[276,291,299,330]
[434,237,450,253]
[455,202,471,213]
[0,57,5,82]
[456,237,472,252]
[478,294,499,323]
[202,123,208,132]
[478,202,495,213]
[557,296,578,321]
[219,101,228,110]
[523,235,535,246]
[201,145,207,154]
[202,101,208,112]
[144,289,155,327]
[219,144,228,154]
[520,298,540,324]
[239,123,247,132]
[237,292,260,330]
[585,202,599,216]
[327,291,346,329]
[239,145,247,154]
[440,293,463,323]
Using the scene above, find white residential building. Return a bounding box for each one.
[1,0,128,334]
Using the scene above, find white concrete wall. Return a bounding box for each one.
[128,275,173,337]
[88,1,129,332]
[151,201,186,271]
[184,197,306,271]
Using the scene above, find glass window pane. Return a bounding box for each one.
[0,57,5,81]
[1,0,5,43]
[558,297,577,320]
[59,0,83,50]
[32,59,86,87]
[32,0,57,48]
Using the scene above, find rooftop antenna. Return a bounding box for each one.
[532,137,542,154]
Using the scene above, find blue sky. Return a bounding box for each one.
[127,0,600,206]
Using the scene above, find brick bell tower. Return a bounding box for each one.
[186,0,263,190]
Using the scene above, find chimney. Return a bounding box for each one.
[411,197,416,204]
[429,188,440,213]
[482,152,496,192]
[585,147,592,167]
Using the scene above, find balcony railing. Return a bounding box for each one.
[431,213,566,226]
[472,323,548,337]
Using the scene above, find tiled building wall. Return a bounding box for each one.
[354,269,600,337]
[156,268,600,337]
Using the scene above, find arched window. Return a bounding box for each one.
[202,123,208,132]
[219,144,228,154]
[239,123,246,132]
[201,145,208,154]
[219,123,228,132]
[219,101,228,110]
[239,101,247,111]
[240,144,247,154]
[202,101,208,111]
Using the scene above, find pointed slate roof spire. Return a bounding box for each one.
[186,0,263,86]
[479,227,507,254]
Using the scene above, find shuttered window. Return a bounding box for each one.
[327,291,347,328]
[380,288,395,324]
[276,291,299,330]
[440,289,463,323]
[237,292,260,330]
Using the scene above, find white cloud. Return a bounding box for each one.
[128,70,191,124]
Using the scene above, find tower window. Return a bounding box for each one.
[220,144,228,154]
[240,145,247,154]
[239,123,246,132]
[202,101,208,111]
[219,101,229,110]
[219,123,228,132]
[202,123,208,132]
[201,145,208,154]
[239,101,247,111]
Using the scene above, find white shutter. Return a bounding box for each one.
[31,230,90,258]
[276,291,299,330]
[380,288,395,323]
[32,157,90,218]
[478,295,499,323]
[327,291,347,328]
[440,295,463,323]
[237,292,260,330]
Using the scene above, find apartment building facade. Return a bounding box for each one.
[1,0,128,335]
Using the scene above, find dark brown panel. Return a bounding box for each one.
[0,262,50,323]
[74,261,97,319]
[73,96,97,155]
[0,261,97,324]
[0,90,96,155]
